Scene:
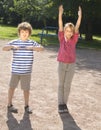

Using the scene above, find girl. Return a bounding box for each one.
[57,5,82,113]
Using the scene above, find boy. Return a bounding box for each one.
[57,5,82,113]
[3,22,44,114]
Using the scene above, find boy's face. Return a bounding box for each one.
[64,27,73,40]
[19,29,30,41]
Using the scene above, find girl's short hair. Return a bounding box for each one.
[18,22,32,35]
[64,22,75,33]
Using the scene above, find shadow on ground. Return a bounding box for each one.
[45,46,101,72]
[59,112,81,130]
[6,112,33,130]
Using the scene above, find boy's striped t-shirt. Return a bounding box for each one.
[8,39,40,74]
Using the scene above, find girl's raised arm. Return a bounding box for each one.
[75,6,82,33]
[58,5,64,31]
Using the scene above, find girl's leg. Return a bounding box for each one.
[58,62,67,105]
[64,63,75,104]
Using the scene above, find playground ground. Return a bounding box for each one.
[0,40,101,130]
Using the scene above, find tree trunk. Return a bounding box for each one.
[85,20,93,41]
[43,18,47,27]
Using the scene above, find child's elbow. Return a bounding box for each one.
[2,47,10,51]
[39,47,44,51]
[2,47,6,51]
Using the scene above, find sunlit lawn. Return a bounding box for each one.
[0,25,101,49]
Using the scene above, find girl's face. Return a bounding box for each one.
[19,29,30,41]
[64,27,74,40]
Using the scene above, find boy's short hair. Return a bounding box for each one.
[18,22,32,35]
[64,22,75,33]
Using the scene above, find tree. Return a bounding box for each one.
[53,0,101,40]
[0,0,12,24]
[13,0,32,21]
[13,0,55,26]
[1,0,100,39]
[82,0,101,40]
[0,0,21,24]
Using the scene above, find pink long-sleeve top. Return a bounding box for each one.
[57,31,79,63]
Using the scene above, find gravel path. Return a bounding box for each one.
[0,40,101,130]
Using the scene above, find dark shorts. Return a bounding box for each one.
[9,74,31,90]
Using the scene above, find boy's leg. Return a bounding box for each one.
[21,74,32,114]
[23,90,32,114]
[23,90,29,106]
[7,87,18,113]
[8,87,15,106]
[8,74,19,113]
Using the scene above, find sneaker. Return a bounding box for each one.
[63,104,68,113]
[58,104,64,113]
[58,104,68,113]
[25,105,32,114]
[7,104,18,113]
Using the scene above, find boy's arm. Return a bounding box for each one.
[75,6,82,33]
[33,46,44,51]
[58,5,64,31]
[26,45,44,51]
[2,45,13,51]
[2,45,19,51]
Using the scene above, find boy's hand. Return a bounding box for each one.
[26,46,33,50]
[26,46,44,51]
[59,5,64,15]
[78,6,82,17]
[12,45,20,50]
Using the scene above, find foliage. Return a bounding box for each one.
[65,0,101,40]
[13,0,56,26]
[0,0,101,41]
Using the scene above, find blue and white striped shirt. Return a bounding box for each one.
[8,39,40,74]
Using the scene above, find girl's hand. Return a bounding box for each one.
[59,5,64,15]
[78,6,82,17]
[75,6,82,33]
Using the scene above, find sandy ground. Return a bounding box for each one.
[0,40,101,130]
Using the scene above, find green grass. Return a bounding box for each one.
[0,24,101,49]
[0,25,17,39]
[0,24,58,45]
[77,35,101,50]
